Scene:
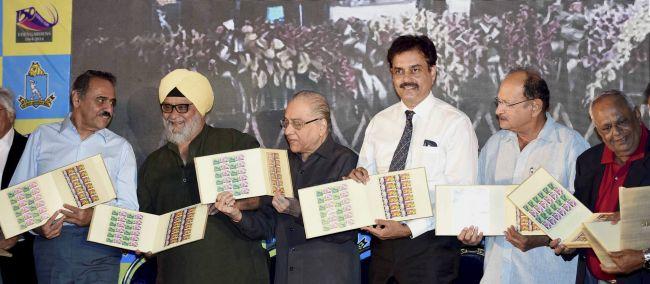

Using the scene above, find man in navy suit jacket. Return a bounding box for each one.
[0,88,37,284]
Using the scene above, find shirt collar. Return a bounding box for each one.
[398,92,435,118]
[313,134,336,159]
[58,114,109,142]
[503,112,559,143]
[601,123,648,165]
[289,134,336,161]
[0,128,14,147]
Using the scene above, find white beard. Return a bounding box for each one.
[162,113,202,145]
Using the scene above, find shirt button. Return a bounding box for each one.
[289,266,294,272]
[182,178,187,183]
[290,248,296,252]
[299,170,304,174]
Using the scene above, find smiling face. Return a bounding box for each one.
[390,49,436,109]
[283,98,327,157]
[592,95,642,159]
[71,77,116,137]
[161,96,204,145]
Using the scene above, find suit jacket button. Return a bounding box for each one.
[289,266,294,271]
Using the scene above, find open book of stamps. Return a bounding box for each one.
[507,168,593,242]
[88,204,209,253]
[299,168,432,239]
[435,185,544,236]
[582,186,650,268]
[195,148,293,203]
[0,155,116,238]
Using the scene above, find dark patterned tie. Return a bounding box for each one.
[389,110,415,171]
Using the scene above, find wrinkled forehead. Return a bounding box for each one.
[88,78,116,98]
[592,104,636,127]
[286,97,319,117]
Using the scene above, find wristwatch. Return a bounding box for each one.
[644,248,650,270]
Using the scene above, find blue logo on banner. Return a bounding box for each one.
[19,61,56,109]
[3,55,70,119]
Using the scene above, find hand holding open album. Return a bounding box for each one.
[299,168,432,239]
[0,155,116,238]
[195,148,293,203]
[88,204,209,253]
[582,186,650,268]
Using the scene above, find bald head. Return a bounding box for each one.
[505,68,550,112]
[589,90,636,120]
[590,90,642,161]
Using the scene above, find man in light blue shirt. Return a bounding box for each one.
[458,68,589,284]
[10,70,138,283]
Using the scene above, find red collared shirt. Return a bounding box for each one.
[587,124,648,280]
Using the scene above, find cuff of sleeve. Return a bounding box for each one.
[234,212,250,227]
[405,217,434,239]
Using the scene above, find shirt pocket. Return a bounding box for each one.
[419,145,446,178]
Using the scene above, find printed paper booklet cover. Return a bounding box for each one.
[435,185,545,236]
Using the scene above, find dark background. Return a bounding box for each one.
[72,0,649,165]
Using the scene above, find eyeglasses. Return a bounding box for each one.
[390,65,427,77]
[160,103,193,113]
[493,97,534,108]
[280,118,322,130]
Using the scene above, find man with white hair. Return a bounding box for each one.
[0,88,36,284]
[552,90,650,283]
[215,90,360,284]
[137,69,269,283]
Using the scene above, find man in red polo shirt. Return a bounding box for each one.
[552,90,650,283]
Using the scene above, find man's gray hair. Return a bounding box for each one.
[588,89,636,121]
[0,88,16,120]
[292,90,331,130]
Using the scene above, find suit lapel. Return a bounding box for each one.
[623,134,650,188]
[589,163,604,209]
[2,134,27,189]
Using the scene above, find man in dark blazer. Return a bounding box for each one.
[0,88,37,284]
[552,90,650,283]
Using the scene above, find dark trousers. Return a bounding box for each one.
[0,235,37,284]
[369,230,460,284]
[33,226,121,284]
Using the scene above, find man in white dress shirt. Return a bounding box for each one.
[347,35,478,283]
[457,68,589,284]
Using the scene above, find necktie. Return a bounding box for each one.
[389,110,415,171]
